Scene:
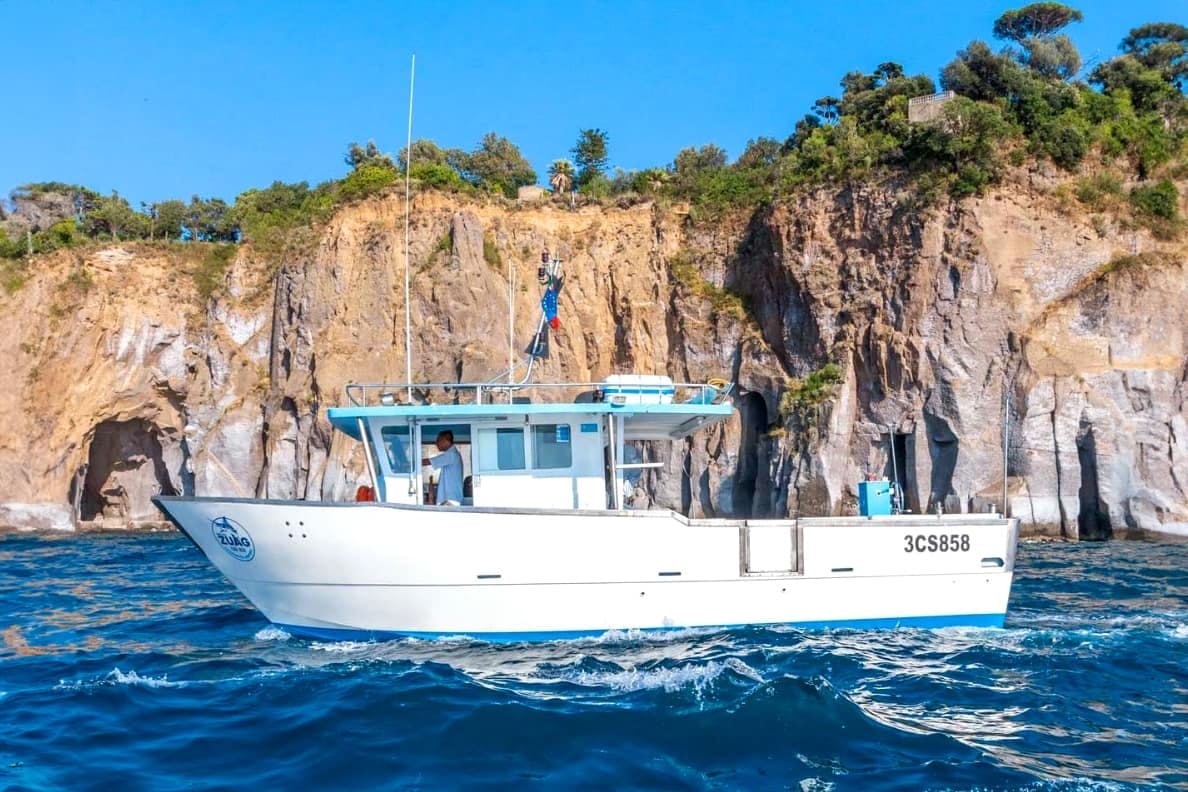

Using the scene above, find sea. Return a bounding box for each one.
[0,533,1185,791]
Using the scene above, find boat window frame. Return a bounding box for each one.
[475,425,528,473]
[530,422,573,471]
[379,425,414,475]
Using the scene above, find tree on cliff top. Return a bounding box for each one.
[548,160,574,194]
[344,140,396,171]
[993,2,1082,42]
[84,192,141,241]
[462,133,536,198]
[155,199,186,241]
[397,138,469,174]
[1120,22,1188,90]
[992,2,1083,80]
[572,129,609,188]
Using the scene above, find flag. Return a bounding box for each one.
[541,283,560,329]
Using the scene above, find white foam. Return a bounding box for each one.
[108,668,186,688]
[309,640,377,654]
[583,627,718,644]
[57,668,187,691]
[798,779,837,792]
[1169,624,1188,640]
[571,657,763,695]
[254,625,291,642]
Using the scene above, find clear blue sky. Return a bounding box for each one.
[1,0,1182,205]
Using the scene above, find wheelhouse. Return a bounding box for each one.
[326,378,733,511]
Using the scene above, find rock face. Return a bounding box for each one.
[1,190,76,235]
[0,183,1184,537]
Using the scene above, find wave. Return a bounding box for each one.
[55,668,187,691]
[568,656,764,695]
[253,625,291,641]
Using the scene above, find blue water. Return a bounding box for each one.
[1,535,1185,791]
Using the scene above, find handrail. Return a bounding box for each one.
[342,380,733,408]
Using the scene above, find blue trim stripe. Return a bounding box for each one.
[602,387,676,394]
[274,613,1005,643]
[327,401,731,439]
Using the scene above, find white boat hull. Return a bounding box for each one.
[154,497,1019,641]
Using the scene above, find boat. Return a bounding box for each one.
[153,372,1019,641]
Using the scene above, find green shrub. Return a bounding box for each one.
[667,251,749,319]
[337,164,399,202]
[1096,251,1172,277]
[951,165,992,198]
[192,244,236,300]
[64,265,94,294]
[482,234,502,269]
[411,162,464,189]
[778,363,845,420]
[1037,112,1091,170]
[1130,180,1179,220]
[694,168,770,211]
[47,219,79,247]
[577,174,611,199]
[0,259,27,292]
[1074,173,1123,209]
[0,228,25,259]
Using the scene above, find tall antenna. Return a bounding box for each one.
[1002,374,1011,517]
[508,257,515,390]
[403,54,416,402]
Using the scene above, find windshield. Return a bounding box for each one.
[381,426,412,474]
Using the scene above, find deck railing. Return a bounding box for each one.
[343,380,730,408]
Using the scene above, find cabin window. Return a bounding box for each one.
[532,424,572,470]
[477,427,526,471]
[381,426,412,474]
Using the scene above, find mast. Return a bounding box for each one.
[508,255,515,395]
[1002,376,1011,517]
[403,55,416,402]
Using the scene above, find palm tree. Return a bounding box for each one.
[548,159,575,194]
[640,168,670,194]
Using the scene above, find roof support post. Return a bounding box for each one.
[607,413,620,510]
[409,419,421,500]
[357,418,380,499]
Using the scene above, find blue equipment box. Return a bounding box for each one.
[858,480,893,517]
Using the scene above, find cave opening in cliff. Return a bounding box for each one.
[1076,418,1111,541]
[733,392,770,518]
[882,432,918,514]
[76,419,178,523]
[924,413,959,514]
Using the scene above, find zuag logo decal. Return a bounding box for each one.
[211,516,255,561]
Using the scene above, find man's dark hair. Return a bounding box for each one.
[437,430,454,443]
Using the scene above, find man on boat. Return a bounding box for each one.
[421,430,463,506]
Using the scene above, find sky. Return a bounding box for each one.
[1,0,1183,206]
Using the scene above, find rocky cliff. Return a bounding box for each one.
[1,179,1185,538]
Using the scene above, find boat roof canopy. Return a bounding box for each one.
[327,401,733,442]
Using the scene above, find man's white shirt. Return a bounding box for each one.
[427,445,464,504]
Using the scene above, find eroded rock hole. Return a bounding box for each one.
[883,432,917,513]
[733,392,770,518]
[924,413,959,513]
[77,419,178,523]
[1076,417,1111,541]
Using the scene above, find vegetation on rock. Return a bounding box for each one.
[1,2,1184,285]
[572,129,610,191]
[668,251,750,319]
